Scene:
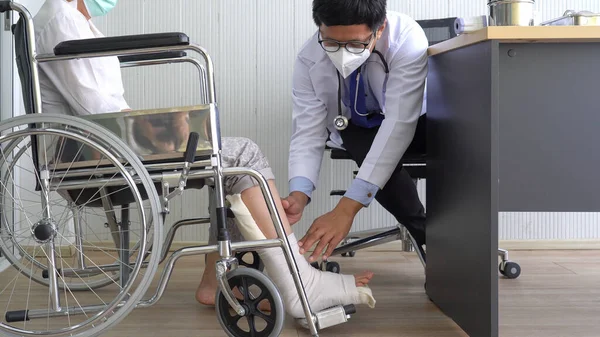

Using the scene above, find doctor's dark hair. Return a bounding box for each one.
[312,0,387,31]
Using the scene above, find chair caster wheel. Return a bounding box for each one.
[499,261,521,279]
[342,251,356,257]
[216,268,284,337]
[325,261,341,273]
[310,261,341,274]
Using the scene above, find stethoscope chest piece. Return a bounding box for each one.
[333,115,348,131]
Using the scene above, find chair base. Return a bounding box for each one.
[332,225,521,279]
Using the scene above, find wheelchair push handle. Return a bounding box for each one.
[0,1,12,13]
[184,132,199,163]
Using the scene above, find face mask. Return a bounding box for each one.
[326,35,376,78]
[327,48,371,78]
[83,0,117,17]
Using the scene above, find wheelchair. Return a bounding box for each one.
[0,3,356,337]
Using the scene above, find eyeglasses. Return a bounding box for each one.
[318,32,375,54]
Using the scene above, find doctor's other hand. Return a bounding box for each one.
[298,197,363,262]
[281,192,308,225]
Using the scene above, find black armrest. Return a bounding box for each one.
[54,32,189,56]
[118,51,187,63]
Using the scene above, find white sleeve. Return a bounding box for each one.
[37,13,130,115]
[288,55,329,188]
[354,24,429,189]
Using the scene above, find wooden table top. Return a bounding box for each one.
[428,26,600,56]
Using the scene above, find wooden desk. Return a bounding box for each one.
[425,26,600,337]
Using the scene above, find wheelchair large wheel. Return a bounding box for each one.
[0,114,163,337]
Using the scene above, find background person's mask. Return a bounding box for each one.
[83,0,117,17]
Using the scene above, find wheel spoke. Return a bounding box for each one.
[247,315,256,337]
[241,277,250,302]
[255,310,275,325]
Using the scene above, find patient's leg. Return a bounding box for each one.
[197,137,375,315]
[197,137,270,306]
[228,181,376,319]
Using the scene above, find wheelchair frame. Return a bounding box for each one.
[0,3,355,336]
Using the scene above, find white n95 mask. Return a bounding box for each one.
[327,48,371,78]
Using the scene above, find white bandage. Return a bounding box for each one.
[226,194,266,241]
[226,194,376,319]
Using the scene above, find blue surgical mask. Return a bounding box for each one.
[83,0,117,17]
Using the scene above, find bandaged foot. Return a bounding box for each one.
[227,194,376,319]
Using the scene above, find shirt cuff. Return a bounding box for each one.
[289,176,315,203]
[344,178,380,207]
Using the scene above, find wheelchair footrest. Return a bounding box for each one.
[296,304,355,330]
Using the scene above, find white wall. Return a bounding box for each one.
[12,0,600,243]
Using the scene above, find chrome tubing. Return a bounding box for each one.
[35,43,217,104]
[344,225,400,240]
[137,239,282,308]
[46,240,62,313]
[48,167,218,190]
[332,227,402,257]
[49,159,212,180]
[71,204,86,269]
[498,248,508,261]
[120,57,209,104]
[159,218,210,263]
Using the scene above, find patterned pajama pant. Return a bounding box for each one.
[207,137,275,244]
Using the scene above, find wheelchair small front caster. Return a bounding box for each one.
[234,251,264,272]
[342,251,356,257]
[216,268,284,337]
[499,261,521,279]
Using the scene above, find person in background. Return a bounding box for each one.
[284,0,429,264]
[32,0,376,318]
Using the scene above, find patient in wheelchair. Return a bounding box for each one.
[34,0,375,319]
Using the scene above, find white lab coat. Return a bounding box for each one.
[33,0,130,116]
[289,11,429,191]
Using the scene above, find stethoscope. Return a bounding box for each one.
[333,49,390,131]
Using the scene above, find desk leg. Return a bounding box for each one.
[426,40,499,337]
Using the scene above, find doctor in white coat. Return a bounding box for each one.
[284,0,429,263]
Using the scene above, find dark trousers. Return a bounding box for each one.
[340,115,427,246]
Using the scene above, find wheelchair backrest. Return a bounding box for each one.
[7,6,217,172]
[12,15,38,115]
[12,13,44,186]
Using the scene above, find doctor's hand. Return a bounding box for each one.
[281,192,308,225]
[298,197,363,262]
